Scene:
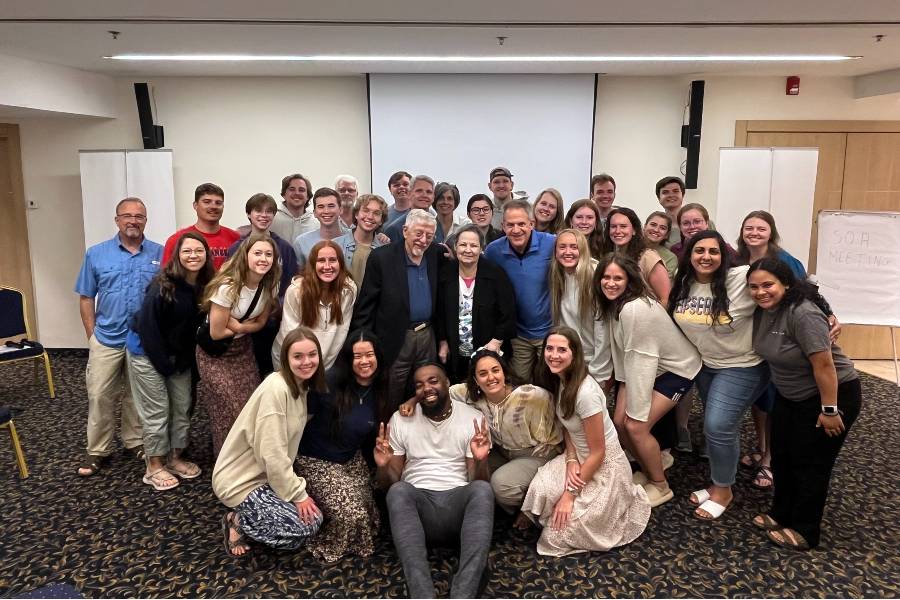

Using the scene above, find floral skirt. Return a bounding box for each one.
[295,451,381,562]
[196,335,260,457]
[521,437,651,556]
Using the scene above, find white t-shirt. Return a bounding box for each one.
[557,375,618,460]
[388,399,481,492]
[210,283,267,337]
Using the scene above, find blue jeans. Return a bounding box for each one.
[695,363,770,486]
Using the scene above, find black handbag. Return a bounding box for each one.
[196,285,264,357]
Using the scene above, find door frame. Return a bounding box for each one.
[0,123,38,336]
[735,120,900,143]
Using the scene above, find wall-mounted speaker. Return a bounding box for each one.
[682,80,705,189]
[134,83,165,149]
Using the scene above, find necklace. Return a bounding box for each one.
[356,386,372,405]
[427,401,453,426]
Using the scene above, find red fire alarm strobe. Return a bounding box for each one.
[786,76,800,95]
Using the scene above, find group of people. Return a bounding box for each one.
[74,165,862,597]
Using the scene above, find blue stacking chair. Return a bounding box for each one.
[0,285,55,398]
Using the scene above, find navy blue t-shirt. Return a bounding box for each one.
[299,377,378,464]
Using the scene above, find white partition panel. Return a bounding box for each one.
[124,150,177,243]
[815,211,900,327]
[79,149,176,249]
[716,147,818,265]
[369,74,595,216]
[79,151,128,249]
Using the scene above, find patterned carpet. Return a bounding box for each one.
[1,350,898,598]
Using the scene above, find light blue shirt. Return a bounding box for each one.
[294,224,349,266]
[74,234,163,348]
[333,229,388,267]
[484,231,555,340]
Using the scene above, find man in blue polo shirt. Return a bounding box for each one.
[74,197,163,477]
[484,199,555,382]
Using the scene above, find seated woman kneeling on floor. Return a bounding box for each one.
[212,326,327,556]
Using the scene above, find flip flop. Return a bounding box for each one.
[752,514,781,530]
[768,528,810,551]
[167,460,202,480]
[143,467,180,491]
[694,499,728,520]
[689,488,710,506]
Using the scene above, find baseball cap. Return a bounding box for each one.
[489,167,513,180]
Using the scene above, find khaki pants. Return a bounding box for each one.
[488,447,555,512]
[127,351,192,457]
[85,335,143,456]
[509,337,544,384]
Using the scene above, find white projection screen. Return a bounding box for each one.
[369,74,596,217]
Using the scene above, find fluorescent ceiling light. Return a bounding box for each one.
[105,54,859,62]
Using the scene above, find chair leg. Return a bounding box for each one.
[7,420,29,479]
[42,352,56,399]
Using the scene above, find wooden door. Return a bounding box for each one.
[0,124,37,337]
[837,132,900,359]
[745,132,846,272]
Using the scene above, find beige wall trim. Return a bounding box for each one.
[736,120,900,135]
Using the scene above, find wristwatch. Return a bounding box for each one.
[566,486,580,497]
[821,405,840,416]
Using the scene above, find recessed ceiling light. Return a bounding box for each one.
[104,54,860,62]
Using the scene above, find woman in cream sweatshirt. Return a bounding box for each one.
[213,326,327,557]
[595,254,702,508]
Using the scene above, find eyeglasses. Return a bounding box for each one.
[469,207,492,215]
[116,213,147,222]
[682,219,707,227]
[179,249,206,256]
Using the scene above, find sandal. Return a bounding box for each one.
[167,459,202,479]
[689,488,710,506]
[752,514,781,531]
[142,467,180,491]
[768,528,810,551]
[740,448,763,469]
[694,499,729,520]
[127,445,147,462]
[222,512,251,557]
[752,465,774,489]
[642,481,674,508]
[77,454,108,477]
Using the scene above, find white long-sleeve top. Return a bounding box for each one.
[272,276,358,370]
[610,297,702,409]
[558,272,613,382]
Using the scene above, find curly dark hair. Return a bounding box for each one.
[746,258,832,315]
[669,230,733,327]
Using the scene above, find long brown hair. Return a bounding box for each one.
[201,233,281,312]
[297,240,352,328]
[594,253,651,319]
[156,231,214,303]
[537,326,588,420]
[736,209,785,262]
[278,326,327,397]
[564,199,605,258]
[534,188,565,234]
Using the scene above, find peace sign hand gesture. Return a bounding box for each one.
[374,422,394,467]
[470,417,491,462]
